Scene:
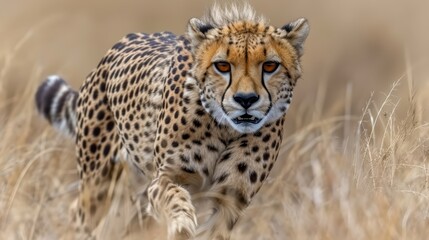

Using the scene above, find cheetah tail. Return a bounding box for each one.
[35,75,78,137]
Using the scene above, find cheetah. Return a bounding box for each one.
[35,3,309,240]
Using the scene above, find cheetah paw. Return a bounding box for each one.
[169,212,198,240]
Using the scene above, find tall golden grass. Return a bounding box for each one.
[1,0,429,239]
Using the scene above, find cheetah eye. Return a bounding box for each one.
[262,61,280,74]
[214,61,231,73]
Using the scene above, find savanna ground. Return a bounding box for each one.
[1,0,429,239]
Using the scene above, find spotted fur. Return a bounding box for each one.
[35,3,309,240]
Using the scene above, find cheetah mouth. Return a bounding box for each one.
[232,114,262,124]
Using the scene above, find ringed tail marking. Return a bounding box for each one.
[35,75,78,136]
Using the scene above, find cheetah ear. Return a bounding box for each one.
[187,18,214,47]
[281,18,310,57]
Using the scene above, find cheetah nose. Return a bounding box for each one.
[233,93,259,109]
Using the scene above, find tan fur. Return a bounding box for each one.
[36,3,309,239]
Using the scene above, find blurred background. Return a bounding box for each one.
[1,0,428,117]
[1,0,429,239]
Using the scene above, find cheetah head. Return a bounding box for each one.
[187,5,309,133]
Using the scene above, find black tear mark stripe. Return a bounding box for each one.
[221,71,232,114]
[261,74,272,109]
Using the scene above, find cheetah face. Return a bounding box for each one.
[188,18,309,133]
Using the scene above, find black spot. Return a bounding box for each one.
[88,109,94,119]
[249,171,257,183]
[203,167,209,176]
[97,111,105,120]
[236,191,248,206]
[164,116,171,124]
[194,153,202,162]
[183,96,191,104]
[168,96,174,104]
[237,162,248,173]
[220,152,231,162]
[97,191,106,201]
[194,109,205,117]
[254,132,262,137]
[180,155,189,163]
[126,33,139,40]
[89,161,96,171]
[182,133,190,140]
[92,89,99,100]
[160,140,167,148]
[112,42,125,50]
[106,121,115,132]
[262,134,271,142]
[192,119,202,128]
[207,145,218,152]
[217,173,229,183]
[93,127,100,137]
[103,144,111,156]
[252,146,259,153]
[83,126,89,135]
[90,144,97,153]
[260,172,266,182]
[181,167,196,174]
[263,152,270,161]
[185,84,194,91]
[271,141,277,148]
[122,80,128,90]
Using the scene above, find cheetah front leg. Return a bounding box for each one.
[147,173,198,240]
[203,121,283,240]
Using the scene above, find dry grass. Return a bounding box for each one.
[1,0,429,239]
